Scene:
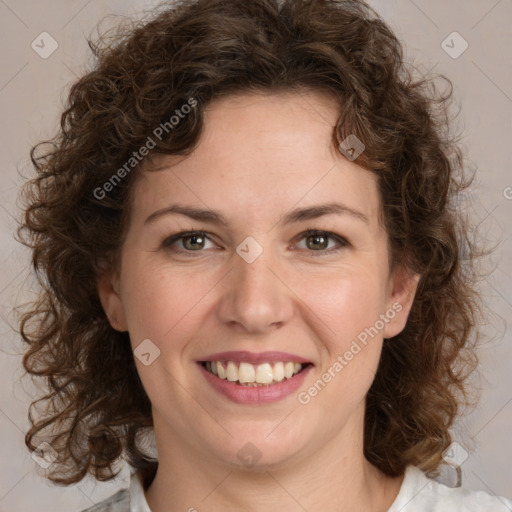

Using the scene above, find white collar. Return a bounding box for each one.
[129,470,152,512]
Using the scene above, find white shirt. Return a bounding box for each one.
[82,465,512,511]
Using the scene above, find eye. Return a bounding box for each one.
[160,230,217,255]
[294,229,349,255]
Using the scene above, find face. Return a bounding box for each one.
[98,90,418,471]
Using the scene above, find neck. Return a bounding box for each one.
[144,407,403,512]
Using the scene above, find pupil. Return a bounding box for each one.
[185,234,204,250]
[308,234,326,250]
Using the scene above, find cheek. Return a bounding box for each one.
[120,257,219,344]
[297,270,387,411]
[122,254,232,354]
[298,265,389,345]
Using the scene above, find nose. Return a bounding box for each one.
[216,245,294,334]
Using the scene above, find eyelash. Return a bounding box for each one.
[159,227,349,257]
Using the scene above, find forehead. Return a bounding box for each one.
[130,90,382,231]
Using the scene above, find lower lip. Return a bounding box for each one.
[197,362,313,404]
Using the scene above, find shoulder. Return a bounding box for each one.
[79,489,130,512]
[78,470,150,512]
[389,465,512,512]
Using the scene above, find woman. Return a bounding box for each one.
[17,0,512,510]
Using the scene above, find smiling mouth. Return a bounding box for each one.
[201,360,313,386]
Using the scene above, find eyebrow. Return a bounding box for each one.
[144,202,369,227]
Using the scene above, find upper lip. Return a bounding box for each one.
[198,351,312,365]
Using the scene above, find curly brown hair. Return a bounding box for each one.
[17,0,482,486]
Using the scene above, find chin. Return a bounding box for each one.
[210,431,310,473]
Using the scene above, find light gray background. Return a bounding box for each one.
[0,1,511,510]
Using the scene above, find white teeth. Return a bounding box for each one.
[226,361,238,382]
[273,362,285,382]
[216,361,226,379]
[204,360,305,385]
[238,362,256,383]
[255,363,274,384]
[284,362,295,379]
